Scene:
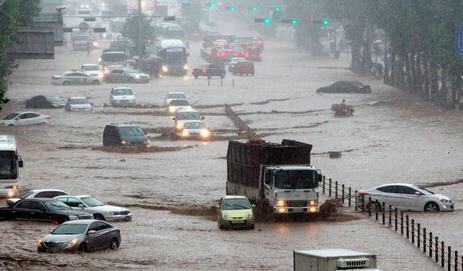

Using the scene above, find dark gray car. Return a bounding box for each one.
[37,219,121,252]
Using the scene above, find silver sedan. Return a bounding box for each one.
[37,219,121,252]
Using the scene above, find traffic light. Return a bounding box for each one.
[322,18,330,28]
[263,17,272,25]
[226,5,236,11]
[206,1,216,8]
[250,5,257,12]
[290,18,298,25]
[274,5,281,12]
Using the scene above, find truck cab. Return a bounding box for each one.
[262,165,321,214]
[0,135,23,198]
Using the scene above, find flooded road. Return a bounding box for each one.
[1,13,462,271]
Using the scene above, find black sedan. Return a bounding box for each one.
[25,95,66,109]
[192,63,226,79]
[37,219,121,253]
[316,81,372,94]
[0,199,93,224]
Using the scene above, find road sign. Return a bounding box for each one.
[456,26,463,56]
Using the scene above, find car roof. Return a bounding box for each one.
[105,123,138,127]
[169,98,189,102]
[25,198,59,202]
[176,109,198,113]
[223,195,248,200]
[62,219,101,225]
[30,189,67,193]
[69,97,87,100]
[112,86,132,90]
[375,183,417,188]
[167,92,185,95]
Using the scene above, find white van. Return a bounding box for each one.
[0,135,23,198]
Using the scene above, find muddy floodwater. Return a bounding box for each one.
[0,13,461,271]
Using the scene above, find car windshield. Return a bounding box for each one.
[177,112,200,120]
[113,89,133,95]
[170,100,189,106]
[18,191,33,199]
[127,70,140,74]
[274,170,318,190]
[44,200,71,210]
[69,99,89,104]
[421,188,435,194]
[82,65,99,71]
[168,94,186,99]
[52,224,87,235]
[81,197,104,207]
[222,198,251,210]
[2,113,19,120]
[184,122,205,129]
[118,126,145,137]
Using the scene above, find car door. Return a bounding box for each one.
[96,222,113,249]
[374,185,401,207]
[86,222,101,251]
[395,185,422,211]
[12,200,32,220]
[28,201,48,221]
[14,113,29,126]
[26,113,41,125]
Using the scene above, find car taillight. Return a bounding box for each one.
[357,191,369,196]
[202,68,207,73]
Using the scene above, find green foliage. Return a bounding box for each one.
[0,0,40,110]
[121,14,154,56]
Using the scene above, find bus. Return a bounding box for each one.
[156,39,188,76]
[0,135,23,198]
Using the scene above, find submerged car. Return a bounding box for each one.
[178,121,211,140]
[37,219,121,252]
[232,61,255,76]
[0,112,49,127]
[167,99,193,114]
[0,198,92,223]
[110,87,135,106]
[25,95,66,109]
[7,189,69,207]
[104,68,149,83]
[103,123,150,147]
[357,183,454,212]
[192,63,226,79]
[55,195,132,221]
[164,92,188,106]
[317,81,372,94]
[65,97,92,112]
[80,64,103,79]
[52,71,102,85]
[217,196,255,230]
[173,110,204,131]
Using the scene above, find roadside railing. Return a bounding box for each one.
[321,175,461,271]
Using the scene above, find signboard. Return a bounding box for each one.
[456,25,463,56]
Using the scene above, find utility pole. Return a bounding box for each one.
[137,0,142,56]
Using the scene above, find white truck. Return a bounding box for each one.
[0,135,23,198]
[226,139,322,215]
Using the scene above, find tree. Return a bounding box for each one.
[122,14,154,56]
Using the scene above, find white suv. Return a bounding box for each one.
[110,87,136,106]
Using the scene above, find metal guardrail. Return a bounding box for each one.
[224,105,262,141]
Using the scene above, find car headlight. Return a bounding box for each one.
[168,107,176,113]
[145,140,151,147]
[162,65,168,73]
[246,213,253,219]
[200,129,210,138]
[308,200,317,206]
[176,123,183,130]
[92,41,98,47]
[183,64,188,70]
[121,140,127,145]
[37,239,44,246]
[222,213,229,219]
[68,239,78,247]
[69,215,78,220]
[182,130,190,137]
[276,200,286,207]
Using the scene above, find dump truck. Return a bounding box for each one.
[226,140,322,215]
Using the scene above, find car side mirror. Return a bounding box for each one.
[87,230,96,235]
[78,204,85,209]
[251,204,256,208]
[18,160,24,168]
[172,118,176,121]
[415,191,422,196]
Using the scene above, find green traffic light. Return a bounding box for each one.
[274,5,281,12]
[322,18,330,27]
[208,1,216,8]
[263,17,272,25]
[227,5,236,11]
[250,5,257,12]
[291,19,297,25]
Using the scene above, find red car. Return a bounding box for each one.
[232,61,254,76]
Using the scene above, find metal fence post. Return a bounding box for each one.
[441,241,445,267]
[354,190,358,210]
[411,219,415,244]
[394,208,398,231]
[375,203,379,221]
[455,251,458,271]
[436,236,439,262]
[335,181,338,199]
[322,176,325,195]
[423,228,427,253]
[382,202,386,224]
[417,223,421,248]
[341,184,345,204]
[400,211,404,235]
[348,187,351,207]
[328,178,332,197]
[388,205,392,227]
[368,197,372,216]
[406,215,409,239]
[448,246,451,271]
[429,232,433,258]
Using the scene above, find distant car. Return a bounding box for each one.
[0,198,93,224]
[80,64,103,79]
[316,81,372,94]
[173,110,204,131]
[232,61,255,76]
[37,219,121,252]
[164,92,188,106]
[7,189,70,207]
[167,99,193,114]
[217,196,255,230]
[357,183,454,212]
[110,87,135,106]
[65,97,92,112]
[55,195,132,221]
[25,95,66,109]
[52,71,101,85]
[228,57,246,72]
[103,123,150,147]
[178,120,211,140]
[0,112,49,127]
[192,64,226,79]
[104,68,149,83]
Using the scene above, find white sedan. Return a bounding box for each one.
[65,97,92,112]
[110,87,136,106]
[164,92,188,106]
[0,112,49,126]
[357,183,454,212]
[54,195,132,221]
[167,99,193,114]
[177,120,211,140]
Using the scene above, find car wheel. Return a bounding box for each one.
[109,238,119,250]
[7,124,13,127]
[93,214,105,221]
[424,202,440,212]
[79,243,88,252]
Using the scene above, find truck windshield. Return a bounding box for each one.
[102,53,126,62]
[274,170,317,190]
[0,151,17,179]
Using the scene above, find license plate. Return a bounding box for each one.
[231,220,244,224]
